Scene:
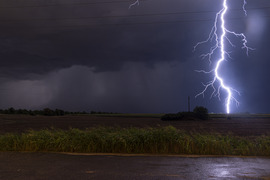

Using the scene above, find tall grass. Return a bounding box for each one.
[0,126,269,156]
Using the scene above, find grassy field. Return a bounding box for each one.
[1,113,270,155]
[0,126,270,156]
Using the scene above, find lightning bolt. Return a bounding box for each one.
[129,0,139,9]
[194,0,253,114]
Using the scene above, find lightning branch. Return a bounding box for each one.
[194,0,253,114]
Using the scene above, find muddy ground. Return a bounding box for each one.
[0,114,270,136]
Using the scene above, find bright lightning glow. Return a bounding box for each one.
[243,0,248,16]
[129,0,139,9]
[194,0,253,114]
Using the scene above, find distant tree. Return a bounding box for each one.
[193,106,209,120]
[43,108,55,116]
[7,107,16,114]
[17,109,29,114]
[0,107,94,116]
[161,106,209,121]
[29,110,36,116]
[55,109,65,116]
[90,111,96,114]
[33,110,41,115]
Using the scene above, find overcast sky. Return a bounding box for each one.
[0,0,269,113]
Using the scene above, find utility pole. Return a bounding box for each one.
[188,96,191,112]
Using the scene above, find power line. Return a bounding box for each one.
[0,0,139,8]
[0,0,269,10]
[0,6,269,23]
[1,14,269,30]
[0,11,217,23]
[0,1,269,30]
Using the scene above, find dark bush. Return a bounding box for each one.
[161,106,209,121]
[55,109,65,116]
[7,107,16,114]
[161,112,195,121]
[43,108,55,116]
[193,106,209,120]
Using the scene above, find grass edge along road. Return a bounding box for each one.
[0,126,270,156]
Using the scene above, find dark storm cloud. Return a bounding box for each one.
[0,0,210,79]
[37,62,196,113]
[0,50,70,78]
[0,25,193,79]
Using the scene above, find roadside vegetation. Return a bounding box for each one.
[0,126,269,156]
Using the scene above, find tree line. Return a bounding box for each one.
[0,107,84,116]
[161,106,209,121]
[0,107,119,116]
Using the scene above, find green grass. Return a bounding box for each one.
[0,126,269,156]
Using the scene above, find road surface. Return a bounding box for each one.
[0,152,270,180]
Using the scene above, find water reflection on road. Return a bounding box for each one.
[0,152,269,180]
[204,159,270,179]
[144,156,270,179]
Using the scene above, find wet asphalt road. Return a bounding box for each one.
[0,152,270,180]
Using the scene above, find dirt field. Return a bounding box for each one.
[0,114,270,136]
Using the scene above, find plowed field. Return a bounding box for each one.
[0,114,269,136]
